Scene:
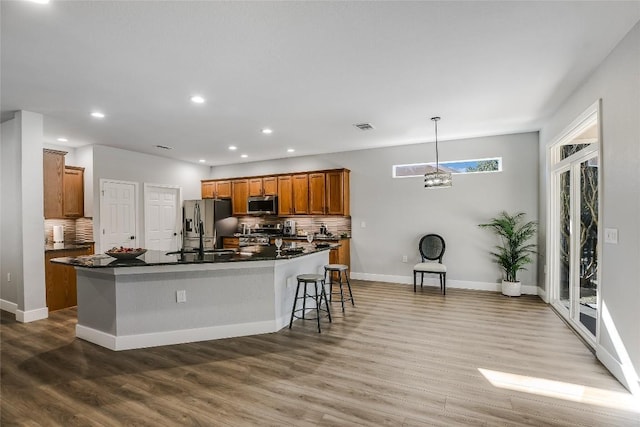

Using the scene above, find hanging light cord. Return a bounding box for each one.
[432,116,440,173]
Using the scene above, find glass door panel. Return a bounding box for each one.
[578,156,598,335]
[558,170,571,312]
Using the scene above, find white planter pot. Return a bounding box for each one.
[501,280,522,297]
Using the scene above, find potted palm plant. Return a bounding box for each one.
[479,211,537,296]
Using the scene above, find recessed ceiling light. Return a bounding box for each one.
[191,95,205,104]
[57,137,68,142]
[228,145,237,151]
[261,128,273,134]
[198,159,206,163]
[287,148,295,153]
[91,111,105,118]
[241,154,248,158]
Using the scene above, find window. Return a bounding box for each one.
[393,157,502,178]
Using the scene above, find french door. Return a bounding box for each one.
[548,102,600,346]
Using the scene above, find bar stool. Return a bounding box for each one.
[324,264,354,313]
[289,274,332,333]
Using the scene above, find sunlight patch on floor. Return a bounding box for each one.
[478,368,640,414]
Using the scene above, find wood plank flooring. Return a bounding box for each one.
[2,280,638,426]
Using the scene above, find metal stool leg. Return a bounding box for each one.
[337,273,345,313]
[344,270,355,306]
[302,282,307,318]
[320,279,332,322]
[314,281,321,333]
[289,280,302,329]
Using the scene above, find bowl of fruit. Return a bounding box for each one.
[105,247,147,260]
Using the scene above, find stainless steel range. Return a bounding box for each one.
[238,235,270,247]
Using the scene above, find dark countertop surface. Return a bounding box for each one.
[45,242,94,252]
[224,234,349,241]
[50,243,334,268]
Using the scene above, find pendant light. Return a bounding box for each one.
[424,116,452,188]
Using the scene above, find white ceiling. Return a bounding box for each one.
[2,1,639,166]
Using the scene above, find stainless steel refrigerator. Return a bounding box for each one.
[183,199,236,250]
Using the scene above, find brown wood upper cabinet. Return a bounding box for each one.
[249,176,277,197]
[277,175,293,215]
[232,179,249,215]
[308,172,326,215]
[44,149,85,219]
[278,174,310,215]
[308,170,350,215]
[292,174,309,215]
[63,166,84,218]
[202,180,232,199]
[43,149,66,218]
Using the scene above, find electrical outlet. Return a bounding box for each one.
[176,290,187,303]
[402,255,408,263]
[604,228,618,244]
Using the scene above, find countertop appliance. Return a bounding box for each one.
[247,196,278,215]
[183,199,236,251]
[283,219,296,236]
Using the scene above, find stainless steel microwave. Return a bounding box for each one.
[247,196,278,215]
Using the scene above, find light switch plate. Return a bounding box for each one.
[604,228,618,244]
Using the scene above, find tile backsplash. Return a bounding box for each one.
[236,216,351,237]
[44,218,94,243]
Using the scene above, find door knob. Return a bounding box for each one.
[130,236,135,240]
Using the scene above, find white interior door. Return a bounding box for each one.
[144,184,180,251]
[101,180,138,252]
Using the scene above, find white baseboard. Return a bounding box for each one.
[350,272,539,295]
[537,286,549,303]
[0,299,17,314]
[77,320,276,351]
[596,345,640,396]
[16,306,48,323]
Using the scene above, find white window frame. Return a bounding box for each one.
[392,157,502,178]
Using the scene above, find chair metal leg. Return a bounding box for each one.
[421,272,424,289]
[413,271,417,292]
[443,273,446,295]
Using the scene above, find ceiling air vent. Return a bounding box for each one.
[154,144,173,150]
[353,123,374,131]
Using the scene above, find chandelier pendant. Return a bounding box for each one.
[424,116,452,189]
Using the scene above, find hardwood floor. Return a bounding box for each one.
[2,280,638,426]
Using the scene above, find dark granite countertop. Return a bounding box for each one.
[224,234,349,241]
[50,243,335,268]
[45,242,94,252]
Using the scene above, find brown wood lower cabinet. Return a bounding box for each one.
[45,246,93,312]
[222,237,239,249]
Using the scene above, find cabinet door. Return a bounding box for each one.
[45,246,93,312]
[326,170,349,215]
[308,172,326,215]
[222,237,239,249]
[262,176,278,196]
[249,178,264,196]
[43,149,66,219]
[216,180,232,198]
[292,174,309,214]
[202,181,215,198]
[63,166,84,218]
[277,176,293,215]
[232,179,249,215]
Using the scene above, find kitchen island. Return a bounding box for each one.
[51,245,331,351]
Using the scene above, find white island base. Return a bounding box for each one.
[75,251,329,351]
